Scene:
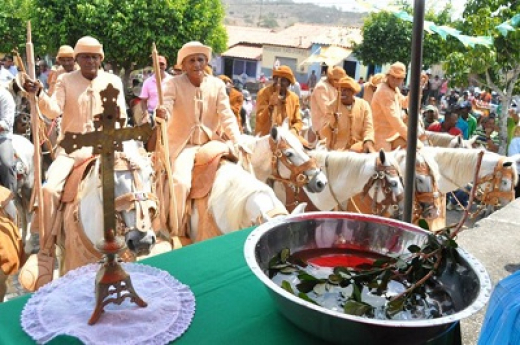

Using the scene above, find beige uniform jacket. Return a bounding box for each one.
[255,85,302,136]
[38,70,127,142]
[47,65,79,96]
[310,77,337,132]
[322,97,374,151]
[371,82,408,151]
[163,73,240,160]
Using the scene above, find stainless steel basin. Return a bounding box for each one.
[244,212,492,345]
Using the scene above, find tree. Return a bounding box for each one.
[0,0,32,54]
[444,0,520,154]
[353,5,453,68]
[28,0,227,86]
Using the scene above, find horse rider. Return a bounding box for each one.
[359,73,385,105]
[218,75,244,133]
[155,41,246,238]
[310,66,347,138]
[255,65,303,137]
[0,86,17,194]
[320,76,376,153]
[23,36,127,238]
[47,45,79,96]
[139,55,172,125]
[371,62,426,151]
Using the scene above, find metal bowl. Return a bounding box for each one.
[244,212,492,345]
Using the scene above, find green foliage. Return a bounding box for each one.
[353,11,413,66]
[353,5,453,67]
[16,0,226,83]
[259,14,278,28]
[0,0,32,53]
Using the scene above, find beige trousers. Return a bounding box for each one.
[31,147,92,237]
[170,145,200,237]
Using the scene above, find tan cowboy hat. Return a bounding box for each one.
[177,41,212,66]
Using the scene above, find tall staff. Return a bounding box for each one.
[26,21,45,239]
[151,43,176,234]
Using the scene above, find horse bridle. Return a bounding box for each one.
[476,157,515,207]
[413,158,441,221]
[360,157,404,218]
[112,154,159,236]
[269,136,320,188]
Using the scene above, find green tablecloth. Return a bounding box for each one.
[0,228,324,344]
[0,228,461,345]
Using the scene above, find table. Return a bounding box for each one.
[0,228,461,344]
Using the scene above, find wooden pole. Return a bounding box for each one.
[26,21,45,239]
[151,44,176,235]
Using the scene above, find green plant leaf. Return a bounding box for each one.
[281,280,294,294]
[344,300,373,316]
[298,292,319,305]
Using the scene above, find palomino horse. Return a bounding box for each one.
[302,150,405,214]
[394,149,442,224]
[0,187,23,302]
[58,141,161,275]
[423,147,520,219]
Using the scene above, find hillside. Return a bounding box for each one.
[222,0,367,29]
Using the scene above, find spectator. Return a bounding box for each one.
[427,111,463,136]
[507,126,520,198]
[422,105,439,129]
[474,115,499,153]
[307,70,317,91]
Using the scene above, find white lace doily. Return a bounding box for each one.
[21,263,196,345]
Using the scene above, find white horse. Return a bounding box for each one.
[424,131,477,149]
[394,149,442,222]
[301,150,405,214]
[423,147,519,214]
[11,134,34,249]
[190,162,306,241]
[240,125,328,193]
[59,140,161,275]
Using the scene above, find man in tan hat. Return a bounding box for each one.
[371,61,417,151]
[47,45,78,96]
[255,65,302,136]
[310,66,346,136]
[156,41,242,237]
[23,35,127,237]
[139,55,172,122]
[360,73,385,105]
[218,74,244,132]
[320,76,375,152]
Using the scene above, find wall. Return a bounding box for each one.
[262,45,310,83]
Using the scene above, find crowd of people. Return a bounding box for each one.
[1,35,520,242]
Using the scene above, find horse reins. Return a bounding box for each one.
[412,158,441,221]
[359,157,404,217]
[475,157,515,207]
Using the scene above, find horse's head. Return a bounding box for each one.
[448,135,475,149]
[113,141,158,256]
[414,151,441,220]
[364,150,405,219]
[269,125,327,193]
[477,154,519,208]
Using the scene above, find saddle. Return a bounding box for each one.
[189,141,237,200]
[62,156,97,203]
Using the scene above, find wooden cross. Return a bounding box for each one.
[60,83,153,325]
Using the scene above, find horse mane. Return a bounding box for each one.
[393,149,441,183]
[426,131,456,147]
[422,147,482,186]
[310,150,378,183]
[208,162,280,231]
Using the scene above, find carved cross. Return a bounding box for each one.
[60,84,152,241]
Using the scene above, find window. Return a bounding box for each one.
[233,59,257,77]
